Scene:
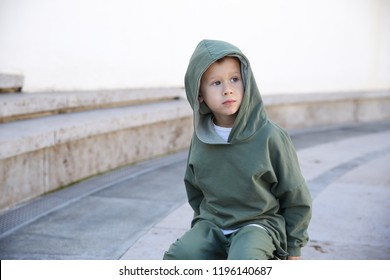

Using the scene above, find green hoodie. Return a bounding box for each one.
[184,39,312,258]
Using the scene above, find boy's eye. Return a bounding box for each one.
[211,81,221,86]
[231,77,240,82]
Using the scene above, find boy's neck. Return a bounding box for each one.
[212,115,236,128]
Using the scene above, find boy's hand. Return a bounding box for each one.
[287,256,300,260]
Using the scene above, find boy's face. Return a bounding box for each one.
[199,57,244,128]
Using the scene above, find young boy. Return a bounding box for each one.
[163,39,312,260]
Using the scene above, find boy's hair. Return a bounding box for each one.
[200,56,242,86]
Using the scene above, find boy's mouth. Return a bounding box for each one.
[223,99,236,105]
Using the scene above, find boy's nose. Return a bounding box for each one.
[223,87,233,95]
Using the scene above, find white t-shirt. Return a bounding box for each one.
[213,123,232,142]
[221,224,268,235]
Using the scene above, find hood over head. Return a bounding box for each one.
[185,39,267,144]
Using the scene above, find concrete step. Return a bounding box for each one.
[0,88,185,123]
[2,89,389,126]
[0,98,193,212]
[0,74,24,94]
[264,90,390,129]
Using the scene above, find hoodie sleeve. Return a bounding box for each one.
[183,142,204,227]
[269,128,312,257]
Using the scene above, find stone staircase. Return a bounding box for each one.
[264,90,390,130]
[0,81,389,213]
[0,74,24,94]
[0,88,193,213]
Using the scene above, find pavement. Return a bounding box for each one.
[0,120,389,260]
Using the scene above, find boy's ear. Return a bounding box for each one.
[198,94,204,103]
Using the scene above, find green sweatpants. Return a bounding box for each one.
[163,220,276,260]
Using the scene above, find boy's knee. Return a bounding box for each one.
[163,239,192,260]
[163,220,227,260]
[228,226,275,260]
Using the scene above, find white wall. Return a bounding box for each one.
[0,0,389,94]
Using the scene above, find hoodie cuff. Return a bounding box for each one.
[287,247,301,257]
